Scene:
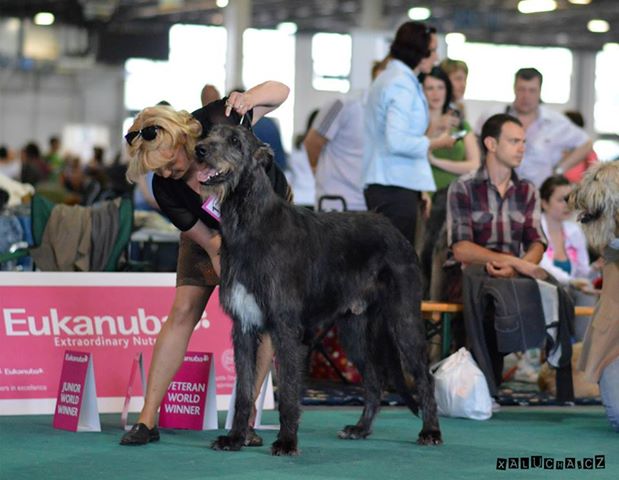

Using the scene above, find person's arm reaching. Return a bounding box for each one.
[303,129,328,172]
[225,81,290,122]
[555,139,594,174]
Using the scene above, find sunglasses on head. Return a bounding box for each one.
[125,125,162,146]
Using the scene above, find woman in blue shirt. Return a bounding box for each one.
[363,21,454,245]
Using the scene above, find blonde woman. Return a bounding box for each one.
[120,81,290,446]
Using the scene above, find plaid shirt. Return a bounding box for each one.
[447,167,546,258]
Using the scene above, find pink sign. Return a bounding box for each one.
[52,350,100,432]
[159,351,217,430]
[121,353,146,429]
[0,274,236,413]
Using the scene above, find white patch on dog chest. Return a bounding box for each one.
[229,282,263,332]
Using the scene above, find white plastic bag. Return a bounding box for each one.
[431,347,492,420]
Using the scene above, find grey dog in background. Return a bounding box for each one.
[196,124,442,456]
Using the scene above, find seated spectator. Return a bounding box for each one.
[539,174,598,340]
[0,145,21,180]
[446,113,574,402]
[45,136,64,181]
[85,146,109,189]
[20,142,49,186]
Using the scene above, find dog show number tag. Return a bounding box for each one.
[202,196,221,223]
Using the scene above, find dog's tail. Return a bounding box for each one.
[382,341,421,417]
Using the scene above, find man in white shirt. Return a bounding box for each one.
[303,93,367,211]
[476,68,592,188]
[304,59,391,212]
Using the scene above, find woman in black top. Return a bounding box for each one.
[121,81,290,446]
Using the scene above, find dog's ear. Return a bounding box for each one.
[252,144,274,169]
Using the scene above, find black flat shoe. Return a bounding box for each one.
[245,427,263,447]
[120,423,160,445]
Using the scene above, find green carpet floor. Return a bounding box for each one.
[0,406,616,480]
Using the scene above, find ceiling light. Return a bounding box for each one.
[277,22,297,35]
[408,7,431,21]
[216,0,229,8]
[517,0,557,14]
[588,19,610,33]
[34,12,55,26]
[568,0,591,5]
[445,32,466,45]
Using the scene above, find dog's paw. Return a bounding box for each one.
[271,438,299,456]
[416,429,442,446]
[211,435,245,451]
[244,428,263,447]
[337,425,371,440]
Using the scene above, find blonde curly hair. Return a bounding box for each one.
[125,105,202,183]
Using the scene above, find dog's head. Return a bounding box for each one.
[194,124,273,202]
[569,160,619,253]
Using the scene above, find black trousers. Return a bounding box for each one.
[364,184,420,247]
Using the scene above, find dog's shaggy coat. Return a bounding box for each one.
[196,125,442,456]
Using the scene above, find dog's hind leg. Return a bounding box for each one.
[211,325,258,451]
[336,316,382,440]
[270,322,305,456]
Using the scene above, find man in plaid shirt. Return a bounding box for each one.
[447,113,547,275]
[445,114,574,401]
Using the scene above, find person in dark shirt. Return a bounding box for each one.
[120,81,290,446]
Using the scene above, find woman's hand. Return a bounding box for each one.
[441,112,460,131]
[429,131,456,150]
[225,91,254,117]
[420,192,432,221]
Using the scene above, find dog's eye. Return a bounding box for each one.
[195,144,208,161]
[578,209,603,224]
[228,135,240,148]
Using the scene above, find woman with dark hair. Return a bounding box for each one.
[419,66,480,299]
[363,21,454,246]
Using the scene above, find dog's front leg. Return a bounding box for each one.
[270,326,305,456]
[211,324,258,451]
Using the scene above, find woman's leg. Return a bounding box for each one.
[137,285,214,428]
[599,356,619,432]
[250,333,274,424]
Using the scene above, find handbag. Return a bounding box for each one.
[431,347,492,420]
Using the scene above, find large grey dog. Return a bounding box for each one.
[196,125,442,456]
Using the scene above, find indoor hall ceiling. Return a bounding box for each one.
[0,0,618,52]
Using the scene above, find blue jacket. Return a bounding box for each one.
[363,59,435,192]
[253,117,287,170]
